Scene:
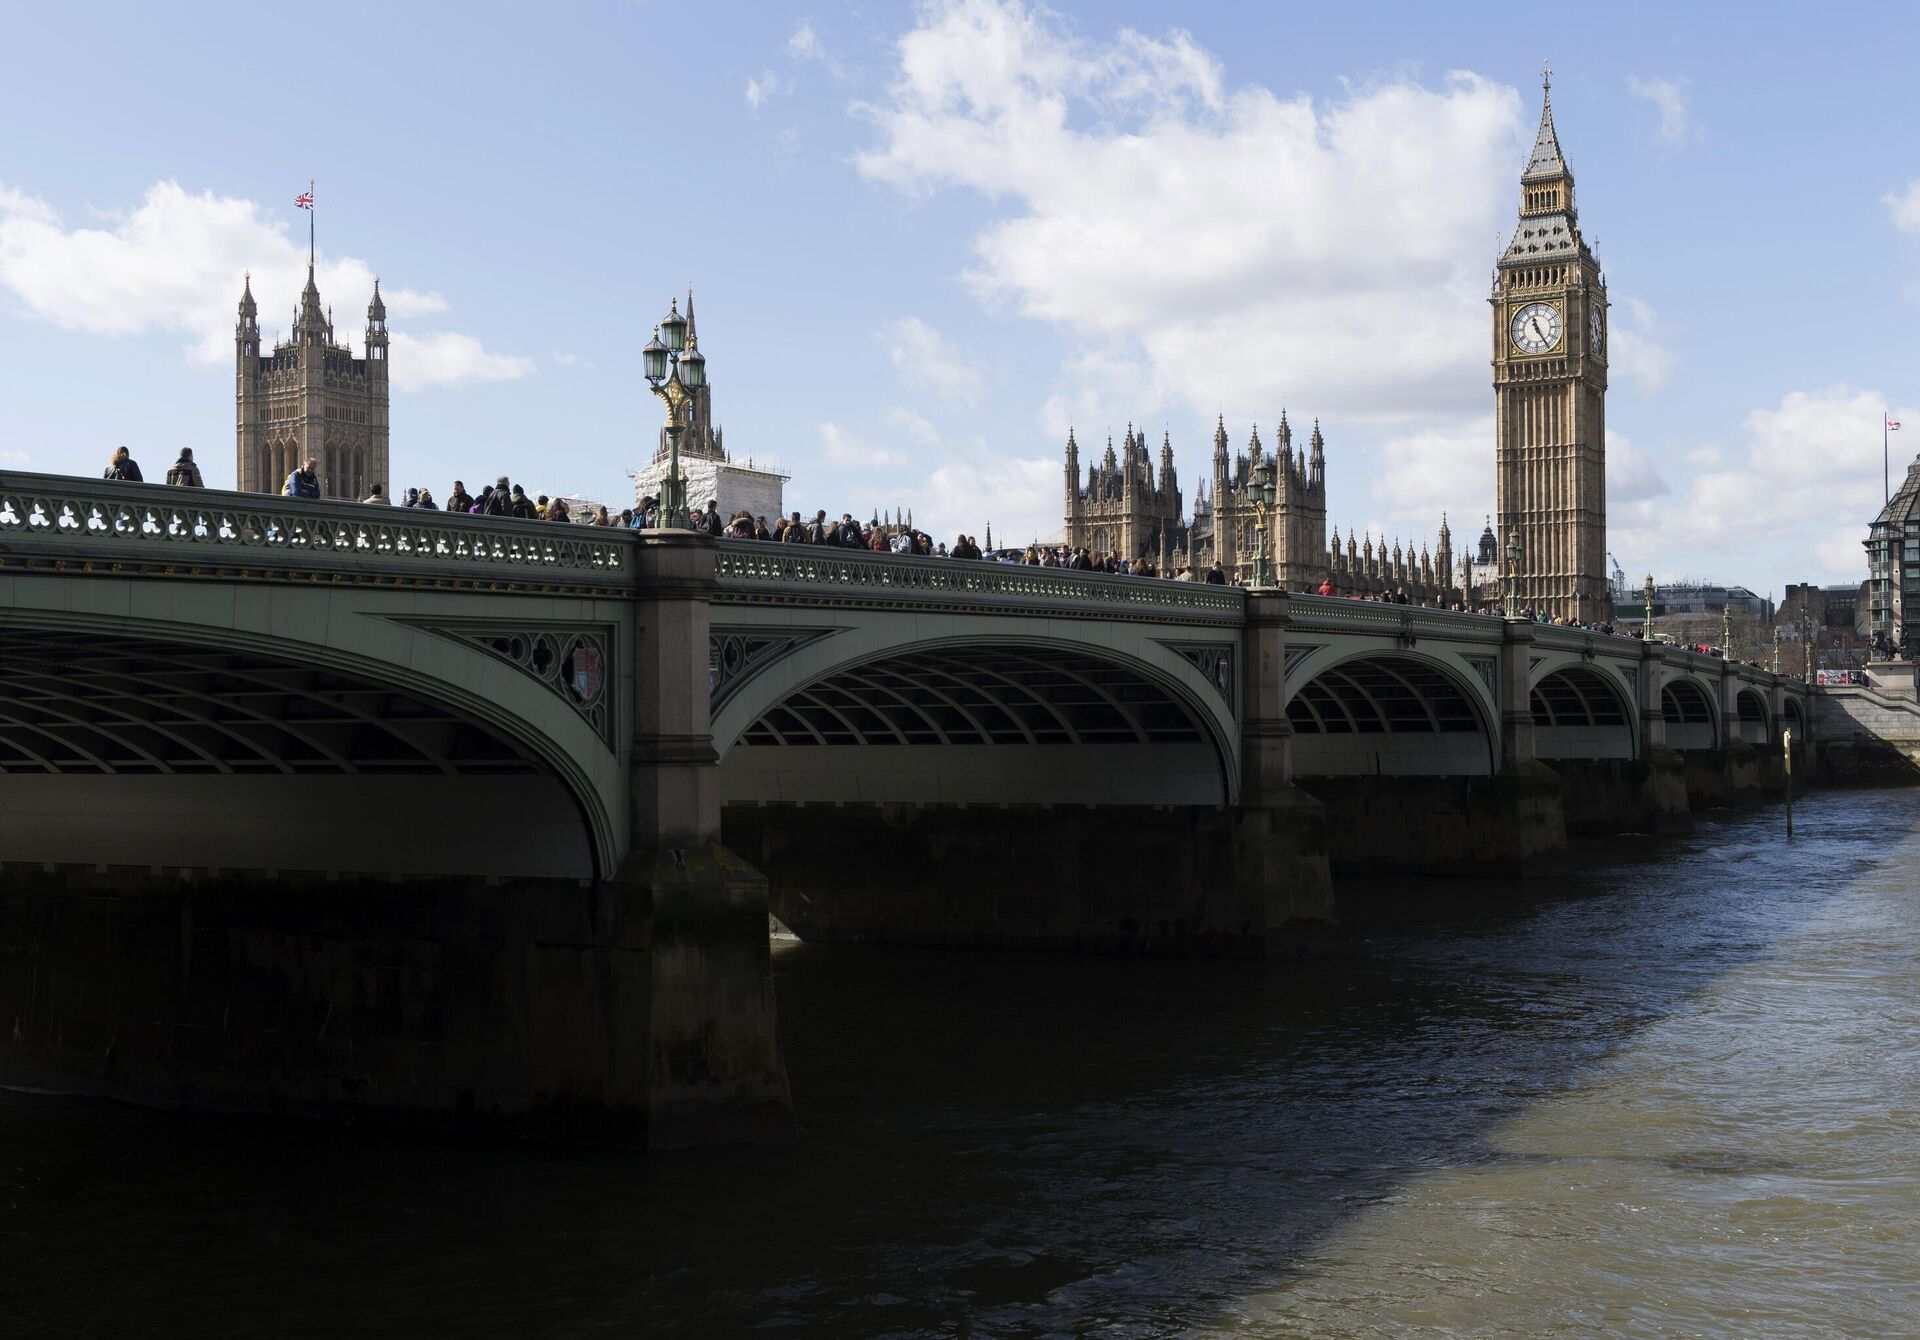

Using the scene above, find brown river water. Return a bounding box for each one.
[3,788,1916,1337]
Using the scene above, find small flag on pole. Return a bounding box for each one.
[1890,419,1903,431]
[295,191,314,209]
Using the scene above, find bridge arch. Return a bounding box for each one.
[1735,687,1772,745]
[1284,651,1496,776]
[1661,677,1720,750]
[0,578,623,878]
[1529,665,1636,760]
[712,631,1239,807]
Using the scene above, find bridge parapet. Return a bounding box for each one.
[712,540,1245,624]
[0,470,631,589]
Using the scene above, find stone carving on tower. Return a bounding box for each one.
[1492,64,1610,621]
[235,265,389,499]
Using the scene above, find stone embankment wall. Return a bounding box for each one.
[0,854,792,1149]
[1814,686,1920,783]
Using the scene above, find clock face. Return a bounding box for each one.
[1588,304,1605,355]
[1509,301,1562,355]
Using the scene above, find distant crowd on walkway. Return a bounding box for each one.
[92,448,1702,648]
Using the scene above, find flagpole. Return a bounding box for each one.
[1886,408,1891,505]
[308,177,315,270]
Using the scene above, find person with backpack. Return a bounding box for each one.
[164,448,203,487]
[104,446,143,482]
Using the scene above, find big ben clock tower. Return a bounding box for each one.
[1493,64,1609,622]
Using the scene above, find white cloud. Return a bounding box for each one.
[886,406,942,444]
[1614,387,1911,587]
[788,22,823,61]
[820,421,906,468]
[391,332,533,387]
[856,2,1526,430]
[1609,295,1674,392]
[881,315,985,406]
[745,71,788,112]
[550,350,580,365]
[1626,76,1691,145]
[1883,180,1920,234]
[0,179,525,389]
[1369,418,1493,546]
[921,446,1061,545]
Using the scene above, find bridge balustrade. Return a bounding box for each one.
[0,470,631,586]
[711,540,1245,623]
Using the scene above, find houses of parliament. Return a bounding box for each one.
[1064,67,1608,618]
[233,262,390,501]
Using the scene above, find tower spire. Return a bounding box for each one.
[1524,59,1568,182]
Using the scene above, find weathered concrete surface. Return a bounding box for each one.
[1813,685,1920,783]
[1680,742,1764,810]
[723,791,1335,958]
[634,845,793,1149]
[0,854,791,1149]
[1294,761,1568,876]
[1545,749,1692,836]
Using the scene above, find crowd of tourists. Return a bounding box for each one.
[90,448,1699,645]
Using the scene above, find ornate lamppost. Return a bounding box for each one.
[1722,600,1733,661]
[1503,531,1523,619]
[1246,456,1276,588]
[1772,624,1782,674]
[1642,574,1656,642]
[642,298,706,529]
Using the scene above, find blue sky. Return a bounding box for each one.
[2,0,1918,600]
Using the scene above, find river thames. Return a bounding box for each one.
[3,787,1915,1337]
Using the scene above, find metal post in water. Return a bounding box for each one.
[1784,726,1794,839]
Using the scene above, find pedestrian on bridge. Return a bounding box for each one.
[104,446,143,483]
[283,459,319,499]
[164,449,203,488]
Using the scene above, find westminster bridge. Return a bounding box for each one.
[0,471,1811,1146]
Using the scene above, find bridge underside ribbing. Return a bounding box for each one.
[0,632,593,879]
[723,644,1227,806]
[1286,655,1493,777]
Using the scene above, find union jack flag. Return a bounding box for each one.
[295,191,313,209]
[1891,419,1903,431]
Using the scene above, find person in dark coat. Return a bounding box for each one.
[105,446,143,482]
[164,448,204,487]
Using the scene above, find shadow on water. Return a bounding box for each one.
[0,791,1904,1338]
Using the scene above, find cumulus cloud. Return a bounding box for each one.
[1614,387,1913,586]
[1367,418,1493,546]
[1883,180,1920,234]
[393,332,533,387]
[1609,295,1674,392]
[1626,76,1691,145]
[921,446,1061,545]
[857,2,1526,430]
[881,315,985,406]
[820,421,906,468]
[0,179,527,390]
